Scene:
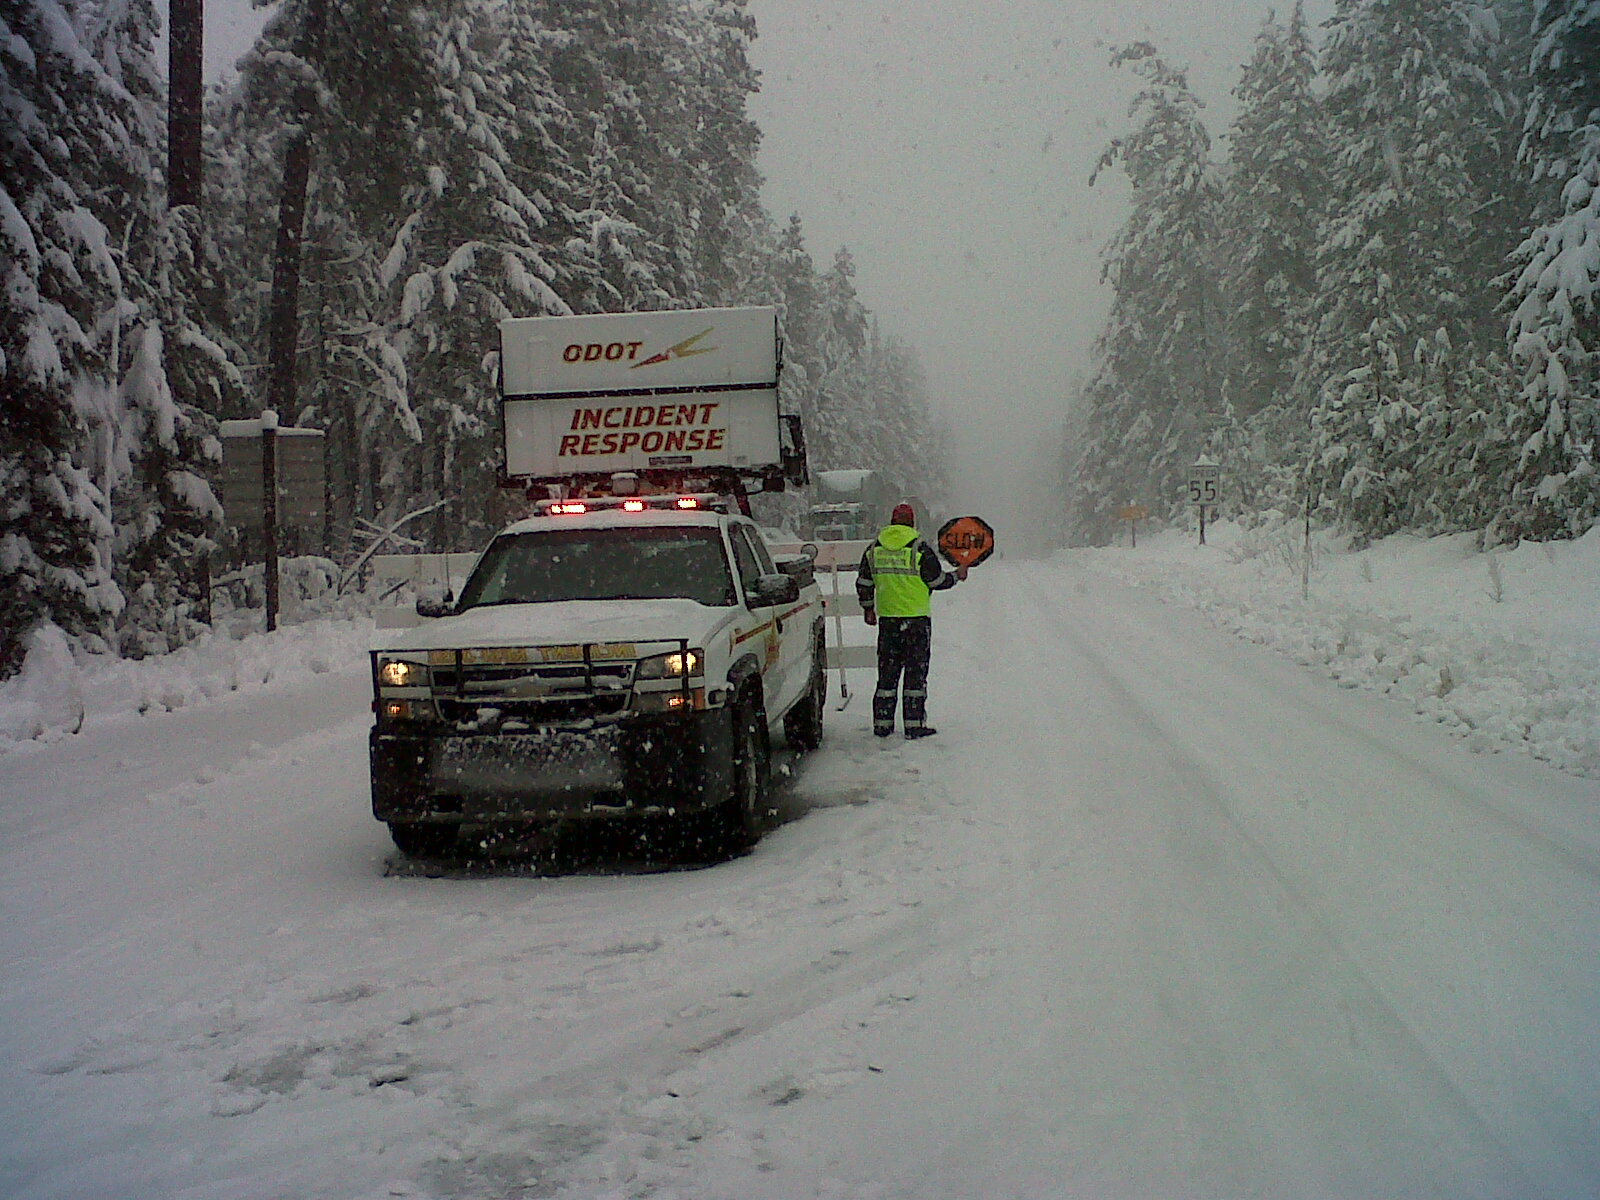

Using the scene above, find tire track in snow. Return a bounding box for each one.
[1013,559,1600,1197]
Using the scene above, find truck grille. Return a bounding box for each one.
[431,660,634,727]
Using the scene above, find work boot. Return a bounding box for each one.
[904,726,937,739]
[874,727,894,738]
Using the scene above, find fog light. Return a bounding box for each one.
[631,688,706,714]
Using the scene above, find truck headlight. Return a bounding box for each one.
[634,649,702,680]
[378,658,429,687]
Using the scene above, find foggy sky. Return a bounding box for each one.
[747,0,1335,551]
[194,0,1334,552]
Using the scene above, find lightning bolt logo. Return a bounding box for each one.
[632,327,717,368]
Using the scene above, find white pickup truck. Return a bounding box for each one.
[369,493,825,858]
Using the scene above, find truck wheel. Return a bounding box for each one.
[708,693,770,855]
[783,629,827,751]
[388,821,459,859]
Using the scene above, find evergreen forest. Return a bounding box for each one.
[5,0,1598,676]
[1068,0,1599,550]
[1,0,947,675]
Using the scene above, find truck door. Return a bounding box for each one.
[730,523,791,711]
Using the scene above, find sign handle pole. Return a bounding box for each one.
[830,560,850,710]
[262,416,280,632]
[1198,504,1207,547]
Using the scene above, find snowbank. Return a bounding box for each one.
[8,521,1598,780]
[0,612,374,754]
[1067,520,1600,778]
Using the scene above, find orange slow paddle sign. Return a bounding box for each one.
[937,515,996,569]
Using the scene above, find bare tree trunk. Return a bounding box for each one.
[264,0,329,422]
[167,0,203,208]
[266,127,314,418]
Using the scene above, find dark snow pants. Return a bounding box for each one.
[873,615,932,736]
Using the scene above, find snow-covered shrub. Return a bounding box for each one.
[0,624,86,744]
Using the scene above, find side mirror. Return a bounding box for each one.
[751,573,800,607]
[415,595,455,619]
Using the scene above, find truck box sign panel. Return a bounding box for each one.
[504,389,781,477]
[500,306,778,399]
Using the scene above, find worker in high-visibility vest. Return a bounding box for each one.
[856,503,966,738]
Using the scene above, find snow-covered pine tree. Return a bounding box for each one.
[1218,3,1328,507]
[766,213,825,457]
[680,0,764,304]
[536,0,687,312]
[1307,0,1521,539]
[1069,44,1223,544]
[78,0,230,655]
[804,246,871,464]
[536,0,764,312]
[818,248,869,374]
[379,0,576,545]
[205,0,934,553]
[861,323,949,505]
[1502,0,1600,539]
[218,0,461,546]
[0,0,129,674]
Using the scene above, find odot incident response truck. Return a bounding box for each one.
[368,307,825,859]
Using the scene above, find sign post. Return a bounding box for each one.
[262,413,279,630]
[1117,504,1149,547]
[1188,458,1220,546]
[220,412,327,631]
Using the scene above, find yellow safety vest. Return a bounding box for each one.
[868,526,932,618]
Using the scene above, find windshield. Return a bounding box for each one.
[458,526,735,608]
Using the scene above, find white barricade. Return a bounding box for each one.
[768,539,876,672]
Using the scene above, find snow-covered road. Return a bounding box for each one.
[4,559,1599,1199]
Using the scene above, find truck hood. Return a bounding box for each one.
[371,598,734,655]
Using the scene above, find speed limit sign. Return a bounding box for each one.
[1188,459,1220,545]
[1188,462,1220,506]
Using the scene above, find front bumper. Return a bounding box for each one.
[370,709,734,822]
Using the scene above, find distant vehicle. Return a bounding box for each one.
[368,307,824,861]
[805,469,891,541]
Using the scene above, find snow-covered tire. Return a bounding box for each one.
[704,692,770,857]
[783,628,826,752]
[388,821,459,859]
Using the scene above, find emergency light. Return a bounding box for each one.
[535,493,724,517]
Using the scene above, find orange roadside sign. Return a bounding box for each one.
[1117,504,1149,522]
[937,515,996,568]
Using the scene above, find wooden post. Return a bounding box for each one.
[262,412,280,631]
[1116,504,1147,548]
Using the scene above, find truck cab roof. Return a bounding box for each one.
[499,507,735,537]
